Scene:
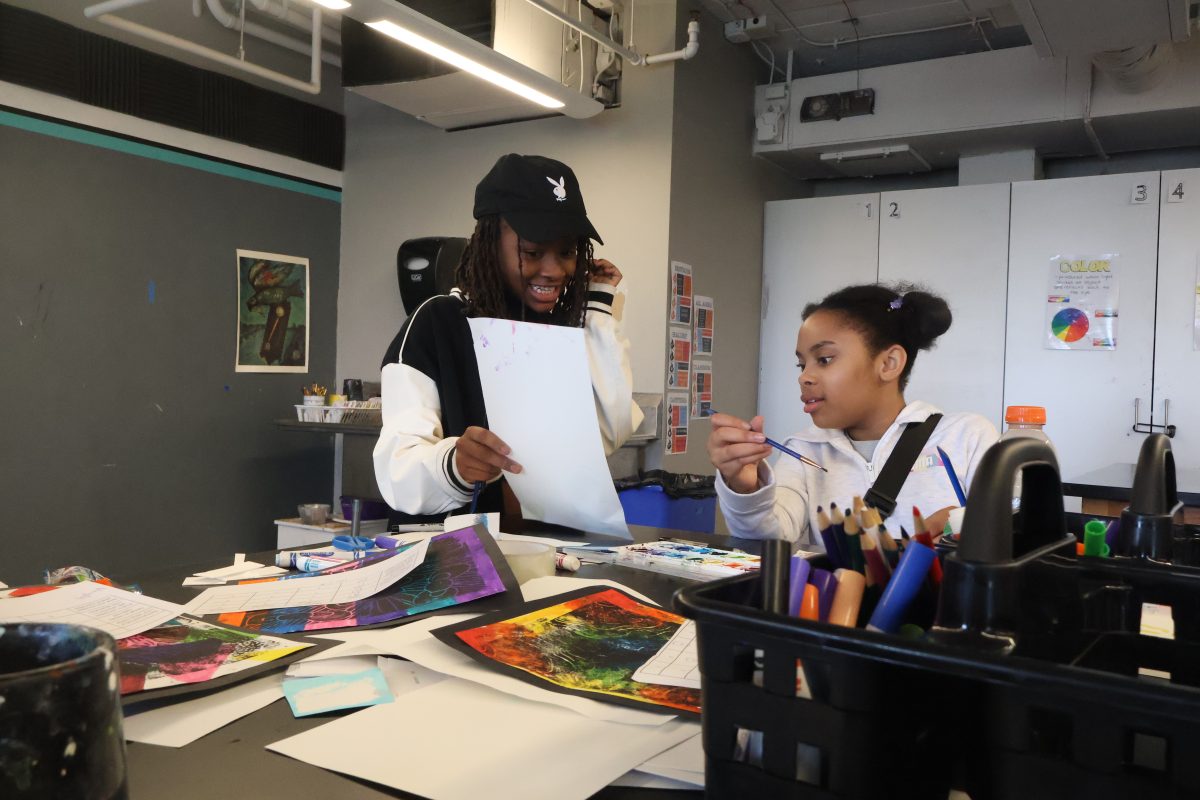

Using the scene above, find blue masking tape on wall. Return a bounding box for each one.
[0,108,341,203]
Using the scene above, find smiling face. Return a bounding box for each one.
[795,310,907,440]
[498,218,579,314]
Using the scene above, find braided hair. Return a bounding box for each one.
[802,283,952,391]
[453,215,593,326]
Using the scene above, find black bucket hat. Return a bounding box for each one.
[473,153,603,245]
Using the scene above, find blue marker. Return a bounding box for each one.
[867,542,936,634]
[469,480,485,514]
[935,446,968,507]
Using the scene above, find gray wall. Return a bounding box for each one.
[0,122,340,586]
[656,0,807,477]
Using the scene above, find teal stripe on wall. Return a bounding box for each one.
[0,109,341,203]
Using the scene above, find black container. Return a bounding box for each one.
[678,437,1200,799]
[0,623,127,799]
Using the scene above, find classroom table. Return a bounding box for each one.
[120,524,757,800]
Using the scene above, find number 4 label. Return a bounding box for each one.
[1167,181,1185,203]
[1131,183,1150,204]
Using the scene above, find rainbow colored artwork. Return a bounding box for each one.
[440,587,701,715]
[215,527,515,634]
[118,616,309,695]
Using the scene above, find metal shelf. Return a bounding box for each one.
[275,419,382,436]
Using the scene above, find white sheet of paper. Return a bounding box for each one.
[377,656,446,697]
[0,581,185,640]
[267,678,699,800]
[444,513,500,537]
[519,575,656,605]
[639,731,704,779]
[182,538,429,615]
[193,560,269,580]
[468,317,630,539]
[632,620,700,689]
[122,675,283,748]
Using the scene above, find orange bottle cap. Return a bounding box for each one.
[1006,405,1047,425]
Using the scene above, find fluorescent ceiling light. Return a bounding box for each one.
[312,0,352,9]
[367,19,565,109]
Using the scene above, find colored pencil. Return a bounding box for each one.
[912,506,928,537]
[935,446,968,507]
[912,531,944,587]
[842,511,866,576]
[860,530,891,588]
[816,506,842,569]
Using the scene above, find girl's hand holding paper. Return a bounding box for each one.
[455,426,523,483]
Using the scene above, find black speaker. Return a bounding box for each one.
[397,236,468,314]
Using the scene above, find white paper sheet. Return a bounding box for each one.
[632,620,701,689]
[193,560,270,580]
[468,317,630,539]
[267,678,699,800]
[0,581,185,640]
[519,575,655,605]
[182,538,429,615]
[377,656,445,697]
[637,732,704,786]
[444,513,500,537]
[286,655,380,678]
[123,675,283,748]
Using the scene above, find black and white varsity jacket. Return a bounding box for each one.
[372,283,643,516]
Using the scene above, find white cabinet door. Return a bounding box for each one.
[1005,172,1161,481]
[1154,169,1200,470]
[878,183,1010,430]
[759,195,879,440]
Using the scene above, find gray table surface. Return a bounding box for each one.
[120,525,759,800]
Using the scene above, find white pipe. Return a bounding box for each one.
[644,19,699,64]
[309,6,321,86]
[94,13,321,94]
[245,0,341,46]
[205,0,340,67]
[522,0,644,65]
[84,0,157,18]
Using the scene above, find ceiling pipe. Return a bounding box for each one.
[205,0,341,67]
[645,15,700,63]
[520,0,700,66]
[91,11,323,94]
[84,0,158,17]
[246,0,341,46]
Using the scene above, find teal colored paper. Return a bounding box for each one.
[282,668,393,717]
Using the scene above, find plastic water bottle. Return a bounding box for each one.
[1000,406,1054,509]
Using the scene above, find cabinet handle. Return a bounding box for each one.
[1132,397,1177,438]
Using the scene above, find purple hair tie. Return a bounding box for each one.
[888,296,904,311]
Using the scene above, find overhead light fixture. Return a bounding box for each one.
[312,0,352,9]
[366,19,565,109]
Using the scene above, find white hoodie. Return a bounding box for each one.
[715,401,999,546]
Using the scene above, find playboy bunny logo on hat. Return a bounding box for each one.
[474,154,603,244]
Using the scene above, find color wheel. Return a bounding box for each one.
[1051,308,1089,343]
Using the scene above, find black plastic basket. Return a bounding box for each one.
[677,437,1200,800]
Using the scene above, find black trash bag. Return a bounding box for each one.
[613,469,715,500]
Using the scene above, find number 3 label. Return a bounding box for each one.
[1131,184,1150,204]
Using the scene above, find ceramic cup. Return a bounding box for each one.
[0,623,127,799]
[298,503,331,525]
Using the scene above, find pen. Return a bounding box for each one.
[935,447,968,507]
[711,410,826,472]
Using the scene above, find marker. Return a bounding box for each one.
[760,539,791,615]
[798,583,820,620]
[555,552,581,572]
[710,411,826,471]
[809,568,838,622]
[867,542,936,634]
[788,556,812,617]
[469,480,485,514]
[935,446,968,507]
[828,569,866,627]
[275,552,342,572]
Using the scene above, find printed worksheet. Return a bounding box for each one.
[632,620,700,689]
[182,539,429,616]
[0,581,186,640]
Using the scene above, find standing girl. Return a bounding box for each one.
[707,284,998,544]
[374,154,641,518]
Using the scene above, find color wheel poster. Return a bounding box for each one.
[670,261,693,325]
[666,392,689,454]
[1044,254,1119,351]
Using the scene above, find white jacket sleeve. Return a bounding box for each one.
[373,361,474,515]
[714,457,812,545]
[585,283,643,455]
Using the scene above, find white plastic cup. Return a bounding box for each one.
[497,540,555,584]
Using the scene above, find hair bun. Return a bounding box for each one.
[899,289,952,350]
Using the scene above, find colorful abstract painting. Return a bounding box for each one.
[118,616,313,699]
[434,587,702,715]
[214,526,519,634]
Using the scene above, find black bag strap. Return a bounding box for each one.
[862,413,944,519]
